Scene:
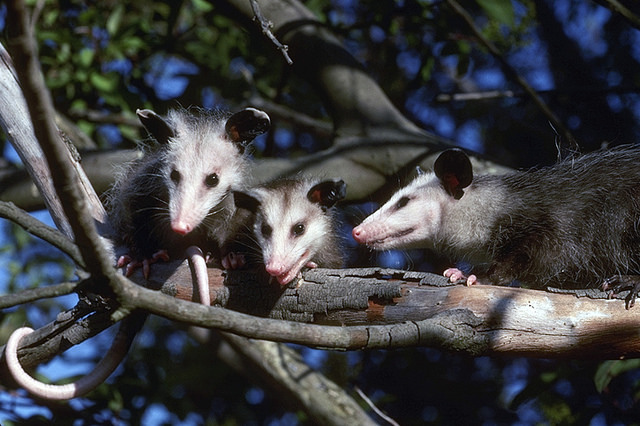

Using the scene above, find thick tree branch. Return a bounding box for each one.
[219,0,441,145]
[5,1,114,281]
[220,333,377,425]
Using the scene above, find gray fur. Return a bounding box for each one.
[354,146,640,290]
[107,107,269,261]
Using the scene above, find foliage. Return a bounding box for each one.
[2,0,640,424]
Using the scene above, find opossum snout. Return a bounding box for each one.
[265,262,286,277]
[351,225,367,244]
[171,220,194,235]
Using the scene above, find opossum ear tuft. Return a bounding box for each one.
[233,190,261,213]
[307,179,347,209]
[434,148,473,200]
[225,108,271,152]
[137,109,175,145]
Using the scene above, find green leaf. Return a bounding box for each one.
[476,0,515,27]
[78,48,95,68]
[107,4,125,36]
[89,72,118,92]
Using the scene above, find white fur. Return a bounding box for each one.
[163,110,246,234]
[253,182,332,285]
[353,172,507,262]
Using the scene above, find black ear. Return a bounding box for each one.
[233,190,261,214]
[225,108,270,151]
[307,179,347,209]
[136,109,175,145]
[433,148,473,200]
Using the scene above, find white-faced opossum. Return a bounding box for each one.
[2,109,270,401]
[225,177,347,286]
[352,147,640,307]
[108,107,270,279]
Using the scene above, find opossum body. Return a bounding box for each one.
[352,147,640,306]
[228,177,347,285]
[107,107,270,277]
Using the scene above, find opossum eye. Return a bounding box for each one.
[205,173,219,188]
[261,223,272,238]
[395,196,410,210]
[292,222,305,237]
[170,169,181,183]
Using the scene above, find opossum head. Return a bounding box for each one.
[352,148,472,250]
[137,108,270,236]
[235,178,346,285]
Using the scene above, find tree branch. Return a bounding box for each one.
[220,333,377,425]
[5,1,115,281]
[249,0,293,65]
[0,201,85,267]
[219,0,440,144]
[445,0,577,146]
[593,0,640,31]
[0,281,78,309]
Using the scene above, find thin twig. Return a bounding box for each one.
[446,0,577,146]
[594,0,640,31]
[0,201,85,268]
[249,0,293,65]
[354,386,400,426]
[0,281,79,309]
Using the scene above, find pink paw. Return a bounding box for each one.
[443,268,478,286]
[117,249,170,279]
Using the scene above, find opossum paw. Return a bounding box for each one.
[602,275,640,309]
[444,268,477,286]
[117,255,132,268]
[118,250,170,279]
[221,252,246,270]
[305,261,318,269]
[444,268,465,282]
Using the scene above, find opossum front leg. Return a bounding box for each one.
[443,268,478,285]
[602,276,640,309]
[116,250,170,279]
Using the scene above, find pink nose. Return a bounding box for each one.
[265,263,285,277]
[172,221,193,235]
[352,226,364,243]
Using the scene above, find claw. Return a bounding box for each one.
[443,268,477,286]
[117,255,132,268]
[601,275,640,309]
[116,249,171,279]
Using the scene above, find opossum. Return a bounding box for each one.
[224,177,347,285]
[352,147,640,307]
[4,109,271,401]
[108,107,270,280]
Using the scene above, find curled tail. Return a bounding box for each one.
[5,325,132,400]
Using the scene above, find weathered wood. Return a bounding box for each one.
[121,262,640,359]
